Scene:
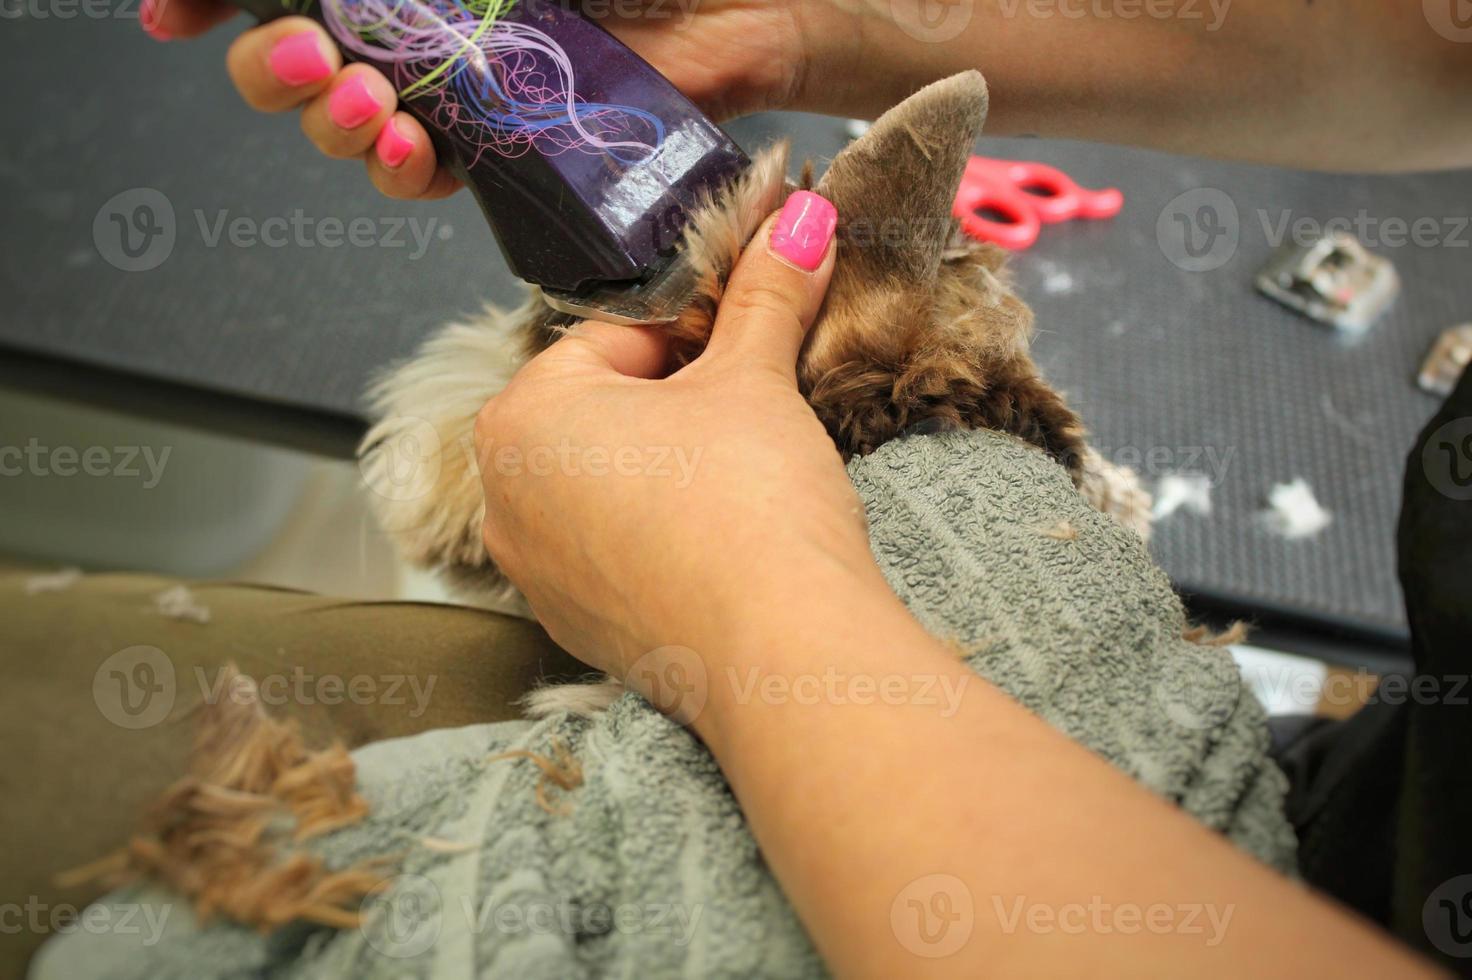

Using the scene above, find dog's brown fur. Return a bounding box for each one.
[521,73,1087,469]
[64,668,390,931]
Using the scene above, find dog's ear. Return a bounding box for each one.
[798,71,1088,472]
[816,71,988,285]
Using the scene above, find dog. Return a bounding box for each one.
[359,71,1153,711]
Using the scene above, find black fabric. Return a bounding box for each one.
[1276,702,1404,925]
[1391,365,1472,971]
[1278,366,1472,973]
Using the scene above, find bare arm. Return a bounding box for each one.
[790,0,1472,171]
[690,565,1433,978]
[474,199,1438,978]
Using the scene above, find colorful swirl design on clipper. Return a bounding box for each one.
[316,0,665,162]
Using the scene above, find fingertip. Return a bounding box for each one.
[227,19,339,112]
[374,115,416,169]
[703,193,838,371]
[301,65,395,158]
[366,113,453,200]
[266,27,335,87]
[139,0,172,40]
[768,190,839,274]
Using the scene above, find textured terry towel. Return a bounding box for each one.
[32,429,1296,979]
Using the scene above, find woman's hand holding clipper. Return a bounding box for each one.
[140,1,460,200]
[137,0,815,200]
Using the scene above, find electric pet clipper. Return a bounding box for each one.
[227,0,749,323]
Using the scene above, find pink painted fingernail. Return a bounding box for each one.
[268,32,332,87]
[769,191,837,272]
[140,0,171,40]
[375,118,414,169]
[328,76,382,129]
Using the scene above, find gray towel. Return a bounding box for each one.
[853,430,1295,864]
[32,428,1294,979]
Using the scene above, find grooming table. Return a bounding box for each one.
[4,12,1468,657]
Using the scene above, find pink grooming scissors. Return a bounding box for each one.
[953,156,1124,250]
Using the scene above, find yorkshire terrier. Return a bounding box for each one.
[360,71,1153,709]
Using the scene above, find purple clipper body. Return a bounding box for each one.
[234,0,748,313]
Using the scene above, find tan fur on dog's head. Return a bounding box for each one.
[361,71,1146,609]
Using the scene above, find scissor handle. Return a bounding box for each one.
[953,158,1043,249]
[996,160,1123,222]
[952,156,1124,250]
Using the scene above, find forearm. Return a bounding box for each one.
[691,567,1432,978]
[797,0,1472,171]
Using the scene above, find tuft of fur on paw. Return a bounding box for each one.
[61,667,389,931]
[360,305,533,575]
[1183,621,1250,647]
[1075,448,1155,542]
[520,676,626,720]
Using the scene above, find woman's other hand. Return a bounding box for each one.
[472,191,859,679]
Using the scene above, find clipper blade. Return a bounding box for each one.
[540,252,700,326]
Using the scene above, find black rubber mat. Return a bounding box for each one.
[987,142,1468,642]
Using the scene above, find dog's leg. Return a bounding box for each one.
[359,304,536,584]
